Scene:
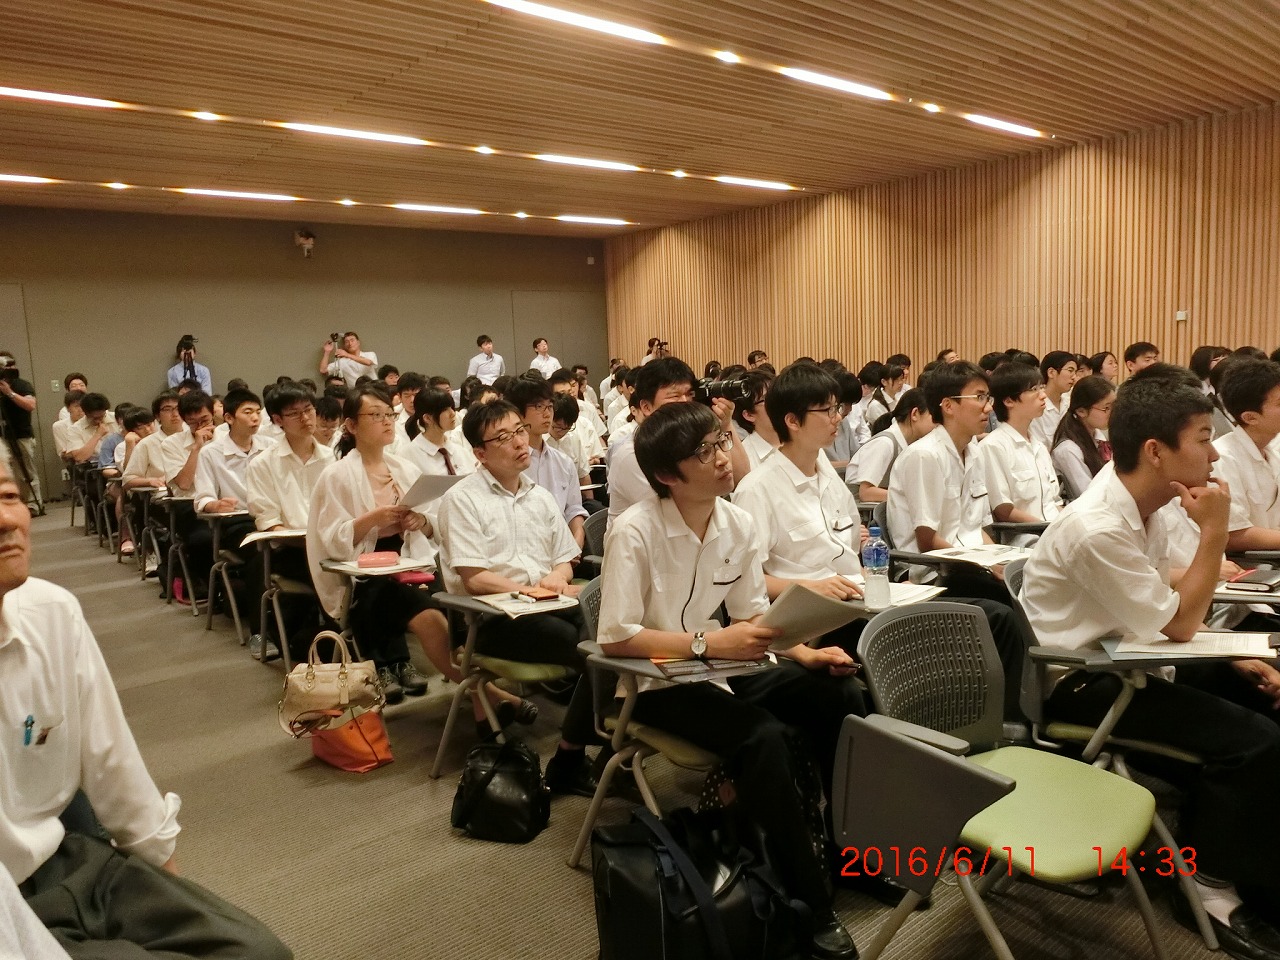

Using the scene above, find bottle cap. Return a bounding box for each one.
[868,526,880,536]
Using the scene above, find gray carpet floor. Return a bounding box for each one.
[30,504,1216,959]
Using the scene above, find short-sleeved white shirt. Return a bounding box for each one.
[741,430,777,469]
[246,437,335,531]
[327,351,378,389]
[1028,397,1066,450]
[975,422,1061,521]
[529,354,562,379]
[845,421,906,488]
[1212,426,1280,533]
[887,426,990,554]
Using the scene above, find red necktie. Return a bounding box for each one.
[441,448,456,476]
[1097,440,1113,463]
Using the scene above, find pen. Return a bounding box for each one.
[1228,568,1256,583]
[23,715,33,747]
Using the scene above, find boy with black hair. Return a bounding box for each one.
[467,334,505,385]
[546,394,592,484]
[62,392,112,465]
[162,392,218,498]
[824,370,870,471]
[571,364,597,407]
[1123,340,1161,375]
[313,394,342,451]
[376,364,399,386]
[319,331,377,389]
[1213,358,1280,551]
[1022,372,1280,955]
[393,371,428,427]
[504,377,587,549]
[605,357,748,527]
[123,392,184,493]
[732,369,780,467]
[529,337,561,379]
[549,369,606,453]
[602,401,860,960]
[977,363,1062,531]
[1029,350,1079,448]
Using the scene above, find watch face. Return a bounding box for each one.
[692,635,708,657]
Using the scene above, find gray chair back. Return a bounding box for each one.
[574,579,618,724]
[583,510,608,560]
[1000,557,1049,726]
[857,602,1006,751]
[871,500,892,547]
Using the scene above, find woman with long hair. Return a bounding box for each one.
[1051,375,1115,499]
[846,388,933,503]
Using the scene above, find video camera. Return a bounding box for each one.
[693,376,749,405]
[0,354,19,382]
[330,332,342,345]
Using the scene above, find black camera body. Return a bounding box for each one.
[330,332,342,344]
[693,376,748,405]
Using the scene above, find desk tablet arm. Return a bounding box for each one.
[435,593,500,619]
[1227,550,1280,567]
[865,714,970,756]
[986,521,1048,544]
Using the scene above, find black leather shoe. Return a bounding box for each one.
[810,913,859,960]
[545,750,599,798]
[377,666,404,706]
[394,661,429,697]
[1172,885,1280,960]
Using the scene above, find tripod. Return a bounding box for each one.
[0,389,46,516]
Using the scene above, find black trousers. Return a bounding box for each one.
[1047,663,1280,916]
[476,608,594,746]
[628,660,865,913]
[20,834,291,959]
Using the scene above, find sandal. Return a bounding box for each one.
[494,697,539,728]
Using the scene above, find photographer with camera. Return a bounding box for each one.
[0,353,42,514]
[604,357,750,529]
[319,331,377,389]
[639,337,668,366]
[165,335,213,394]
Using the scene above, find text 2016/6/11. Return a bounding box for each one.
[839,846,1033,879]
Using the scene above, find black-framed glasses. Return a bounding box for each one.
[483,423,530,447]
[358,412,398,423]
[950,393,993,407]
[281,407,316,420]
[689,431,733,463]
[807,404,851,420]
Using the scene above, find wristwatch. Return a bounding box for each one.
[691,631,708,659]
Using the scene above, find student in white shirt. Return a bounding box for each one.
[549,369,607,445]
[528,337,561,379]
[863,364,904,429]
[312,393,343,453]
[731,370,781,468]
[1020,369,1280,954]
[547,395,593,484]
[1051,375,1115,500]
[1213,358,1280,551]
[1028,351,1078,449]
[1123,340,1161,377]
[61,392,112,465]
[845,388,932,502]
[318,331,377,389]
[306,384,445,705]
[823,371,869,472]
[975,363,1062,535]
[51,391,84,460]
[505,377,587,549]
[402,388,476,480]
[600,402,860,960]
[572,364,598,408]
[466,334,505,385]
[598,359,624,409]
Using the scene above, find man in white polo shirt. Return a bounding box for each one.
[466,334,505,385]
[318,331,377,389]
[1213,357,1280,551]
[528,337,561,379]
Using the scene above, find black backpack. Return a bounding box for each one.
[450,737,550,844]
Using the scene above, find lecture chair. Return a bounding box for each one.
[857,602,1170,959]
[581,508,608,571]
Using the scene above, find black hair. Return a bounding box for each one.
[704,360,723,380]
[477,334,493,347]
[405,388,457,440]
[490,375,515,397]
[1039,351,1076,380]
[1189,345,1230,381]
[462,399,521,450]
[552,394,580,426]
[922,361,988,422]
[873,387,928,435]
[396,372,427,394]
[885,353,911,369]
[151,390,180,418]
[1219,358,1280,422]
[314,394,342,421]
[222,389,261,418]
[731,370,773,433]
[178,391,213,420]
[1123,341,1159,365]
[504,375,553,414]
[322,383,348,401]
[746,350,768,366]
[341,382,393,423]
[532,337,547,349]
[635,402,721,499]
[177,378,202,393]
[80,392,110,415]
[978,351,1006,373]
[936,348,956,361]
[376,364,399,380]
[633,357,697,409]
[63,389,85,409]
[123,406,155,431]
[1007,351,1039,368]
[1088,352,1116,376]
[548,368,577,388]
[755,362,776,376]
[63,372,87,390]
[818,358,846,376]
[572,364,589,375]
[427,375,451,390]
[1110,371,1211,473]
[610,365,630,390]
[991,362,1043,423]
[857,362,884,388]
[869,364,905,417]
[226,378,250,392]
[835,371,862,406]
[266,382,315,419]
[765,362,839,442]
[1234,345,1268,361]
[1053,375,1115,475]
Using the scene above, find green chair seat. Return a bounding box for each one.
[471,654,571,684]
[1044,722,1205,765]
[604,716,718,769]
[965,746,1155,884]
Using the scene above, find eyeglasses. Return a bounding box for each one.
[358,412,398,423]
[689,431,734,463]
[950,393,993,407]
[550,423,575,435]
[281,407,316,421]
[806,404,851,420]
[527,401,554,413]
[1089,403,1114,415]
[483,423,530,447]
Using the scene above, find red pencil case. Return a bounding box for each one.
[357,551,399,568]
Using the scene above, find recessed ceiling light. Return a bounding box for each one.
[393,203,485,215]
[474,145,496,154]
[0,173,57,184]
[174,188,298,201]
[556,215,629,225]
[962,114,1042,137]
[713,51,741,64]
[190,111,222,121]
[0,86,126,109]
[671,169,688,178]
[711,175,795,191]
[103,182,130,190]
[920,103,942,113]
[274,122,430,146]
[534,154,642,172]
[514,211,530,219]
[777,67,893,101]
[338,198,357,206]
[485,0,666,45]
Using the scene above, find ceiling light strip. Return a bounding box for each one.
[483,0,666,45]
[0,172,634,225]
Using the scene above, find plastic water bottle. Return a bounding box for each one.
[861,526,892,612]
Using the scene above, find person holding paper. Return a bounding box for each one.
[1020,366,1280,955]
[600,401,862,960]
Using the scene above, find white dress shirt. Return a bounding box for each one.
[466,352,505,385]
[192,432,272,513]
[122,428,187,485]
[1028,396,1067,450]
[1020,469,1180,659]
[402,431,477,479]
[246,437,336,531]
[1,864,70,959]
[436,467,578,594]
[62,416,108,459]
[50,419,75,457]
[547,428,592,479]
[733,451,863,581]
[604,437,657,529]
[1052,438,1097,501]
[527,442,588,528]
[599,498,770,694]
[1212,426,1280,533]
[326,350,378,389]
[0,579,180,884]
[160,431,200,496]
[975,422,1061,522]
[741,430,778,469]
[845,421,906,488]
[825,412,869,465]
[529,354,562,379]
[888,426,990,556]
[608,404,632,437]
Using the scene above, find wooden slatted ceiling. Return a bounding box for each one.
[0,0,1278,233]
[605,105,1280,369]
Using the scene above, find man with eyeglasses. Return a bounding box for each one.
[436,400,600,797]
[1029,351,1079,449]
[504,378,587,551]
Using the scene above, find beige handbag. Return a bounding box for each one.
[278,631,385,737]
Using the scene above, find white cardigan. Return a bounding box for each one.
[306,450,432,619]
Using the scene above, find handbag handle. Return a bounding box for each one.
[634,808,734,960]
[456,738,522,827]
[307,630,353,671]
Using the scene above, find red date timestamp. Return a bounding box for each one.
[840,845,1034,879]
[1095,846,1196,877]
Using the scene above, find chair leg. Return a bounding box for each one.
[630,753,663,816]
[175,546,201,617]
[205,560,222,632]
[270,589,293,667]
[860,890,927,960]
[430,674,482,779]
[956,873,1017,960]
[215,563,245,643]
[568,745,639,868]
[1123,864,1170,960]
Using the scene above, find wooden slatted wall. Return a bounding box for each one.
[605,103,1280,371]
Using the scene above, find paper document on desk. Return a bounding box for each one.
[399,473,464,509]
[650,655,776,683]
[1112,632,1278,659]
[240,528,306,547]
[763,581,945,650]
[924,544,1029,569]
[475,592,580,619]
